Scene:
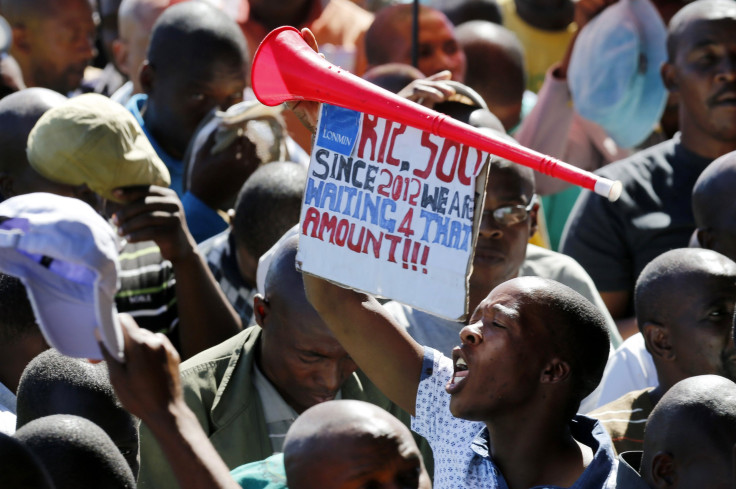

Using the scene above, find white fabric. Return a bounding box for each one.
[588,333,657,411]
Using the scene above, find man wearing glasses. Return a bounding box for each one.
[385,157,621,360]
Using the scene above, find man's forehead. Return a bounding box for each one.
[675,16,736,52]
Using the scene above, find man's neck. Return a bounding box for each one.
[486,411,589,489]
[142,102,184,160]
[679,121,736,161]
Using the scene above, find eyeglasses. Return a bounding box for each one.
[483,195,537,227]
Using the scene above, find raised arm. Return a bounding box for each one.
[303,273,425,414]
[102,315,240,489]
[112,185,242,359]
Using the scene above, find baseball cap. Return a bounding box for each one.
[568,0,668,149]
[0,193,123,361]
[26,93,171,203]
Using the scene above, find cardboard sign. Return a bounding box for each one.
[297,104,490,320]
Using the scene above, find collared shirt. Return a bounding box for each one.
[0,381,17,435]
[615,452,649,488]
[198,230,257,326]
[252,364,299,454]
[412,347,619,489]
[252,363,342,453]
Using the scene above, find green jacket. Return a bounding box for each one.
[138,326,431,488]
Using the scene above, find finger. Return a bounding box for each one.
[301,28,319,53]
[425,70,452,81]
[111,185,155,203]
[114,197,183,226]
[117,213,182,239]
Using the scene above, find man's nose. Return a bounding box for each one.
[460,322,483,345]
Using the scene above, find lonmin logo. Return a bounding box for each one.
[316,104,361,155]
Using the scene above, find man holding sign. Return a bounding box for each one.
[304,275,616,488]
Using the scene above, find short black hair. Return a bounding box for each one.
[634,248,736,329]
[0,273,40,343]
[14,414,135,489]
[16,350,119,427]
[0,431,54,489]
[15,349,139,477]
[232,162,307,260]
[147,1,248,76]
[526,278,610,410]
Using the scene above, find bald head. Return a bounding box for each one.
[642,375,736,486]
[0,0,61,23]
[0,432,54,489]
[456,21,525,130]
[263,235,306,308]
[0,88,66,176]
[635,248,736,326]
[284,400,430,489]
[147,1,247,74]
[693,151,736,260]
[115,0,172,85]
[666,0,736,61]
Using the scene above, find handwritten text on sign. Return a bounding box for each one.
[297,104,489,319]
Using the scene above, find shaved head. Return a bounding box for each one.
[257,236,358,415]
[147,1,247,74]
[455,21,525,130]
[635,248,736,327]
[116,0,172,81]
[284,400,431,489]
[0,88,66,176]
[642,375,736,486]
[693,150,736,229]
[666,0,736,61]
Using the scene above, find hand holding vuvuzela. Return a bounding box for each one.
[250,26,622,202]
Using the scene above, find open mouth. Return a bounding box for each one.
[446,350,470,394]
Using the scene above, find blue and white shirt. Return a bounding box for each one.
[412,347,619,489]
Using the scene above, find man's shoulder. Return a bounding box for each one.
[198,229,231,264]
[180,326,260,378]
[589,388,654,420]
[596,138,678,182]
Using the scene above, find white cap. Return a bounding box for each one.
[0,16,10,53]
[0,193,123,361]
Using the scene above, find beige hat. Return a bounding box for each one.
[27,93,171,202]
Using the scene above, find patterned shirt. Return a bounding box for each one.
[199,230,257,326]
[412,347,619,489]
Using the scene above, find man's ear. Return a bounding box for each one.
[540,357,571,384]
[253,295,270,328]
[139,61,155,94]
[642,322,674,361]
[661,62,678,93]
[111,39,129,77]
[650,452,677,488]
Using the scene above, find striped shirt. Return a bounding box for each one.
[115,240,178,340]
[588,388,655,455]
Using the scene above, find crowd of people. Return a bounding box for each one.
[1,0,736,487]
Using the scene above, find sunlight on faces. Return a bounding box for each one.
[391,9,467,81]
[447,279,553,421]
[664,12,736,147]
[284,401,431,489]
[468,166,536,314]
[664,268,736,382]
[258,296,357,414]
[23,0,96,93]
